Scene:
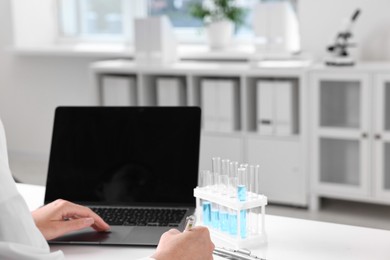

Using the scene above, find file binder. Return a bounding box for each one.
[201,79,238,132]
[156,77,185,106]
[102,76,137,106]
[257,81,274,134]
[202,79,218,132]
[218,80,239,132]
[274,80,296,135]
[257,80,297,135]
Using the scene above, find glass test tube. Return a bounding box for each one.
[199,170,212,189]
[253,165,261,234]
[229,210,238,236]
[212,157,221,192]
[211,157,221,229]
[240,163,249,170]
[221,159,230,175]
[228,169,238,236]
[220,206,229,233]
[229,161,238,197]
[199,170,212,226]
[248,165,257,234]
[237,167,247,239]
[212,157,221,175]
[237,167,247,201]
[219,159,230,231]
[219,174,229,195]
[248,165,257,198]
[255,165,260,195]
[217,159,228,232]
[240,209,247,239]
[211,202,220,229]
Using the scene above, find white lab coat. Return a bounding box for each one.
[0,119,154,260]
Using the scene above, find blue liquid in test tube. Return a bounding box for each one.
[202,201,211,226]
[220,210,229,233]
[229,212,237,236]
[211,208,219,229]
[238,185,247,201]
[240,210,247,238]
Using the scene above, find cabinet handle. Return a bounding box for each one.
[362,133,368,138]
[375,134,382,140]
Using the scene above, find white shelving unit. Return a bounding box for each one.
[374,74,390,201]
[90,60,310,207]
[310,63,390,210]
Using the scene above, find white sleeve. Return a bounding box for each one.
[0,118,65,260]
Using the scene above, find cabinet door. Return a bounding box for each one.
[246,137,305,206]
[311,73,371,197]
[374,74,390,200]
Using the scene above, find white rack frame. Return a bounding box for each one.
[194,187,267,248]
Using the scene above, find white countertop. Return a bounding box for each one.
[17,183,390,260]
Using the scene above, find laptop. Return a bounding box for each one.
[44,106,201,246]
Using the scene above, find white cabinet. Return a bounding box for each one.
[374,74,390,201]
[246,136,305,205]
[310,70,390,209]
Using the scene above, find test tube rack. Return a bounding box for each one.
[194,187,267,249]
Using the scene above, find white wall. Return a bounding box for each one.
[299,0,390,60]
[2,0,390,161]
[0,0,101,160]
[12,0,57,47]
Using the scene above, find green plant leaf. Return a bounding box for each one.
[189,3,211,20]
[189,0,246,28]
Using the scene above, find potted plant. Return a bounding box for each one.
[190,0,246,49]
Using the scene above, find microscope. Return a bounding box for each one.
[325,9,361,66]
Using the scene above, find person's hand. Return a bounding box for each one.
[32,199,110,240]
[151,226,214,260]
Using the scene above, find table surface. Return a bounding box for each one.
[17,183,390,260]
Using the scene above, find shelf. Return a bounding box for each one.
[245,132,300,142]
[201,131,243,138]
[245,77,300,135]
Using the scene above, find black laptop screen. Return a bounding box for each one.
[45,107,201,206]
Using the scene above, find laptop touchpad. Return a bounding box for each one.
[50,226,132,244]
[125,226,171,246]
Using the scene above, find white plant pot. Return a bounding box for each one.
[206,20,234,50]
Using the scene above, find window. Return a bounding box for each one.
[57,0,298,44]
[149,0,203,28]
[58,0,131,41]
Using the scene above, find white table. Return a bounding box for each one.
[18,183,390,260]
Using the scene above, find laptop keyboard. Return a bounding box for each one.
[90,207,187,227]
